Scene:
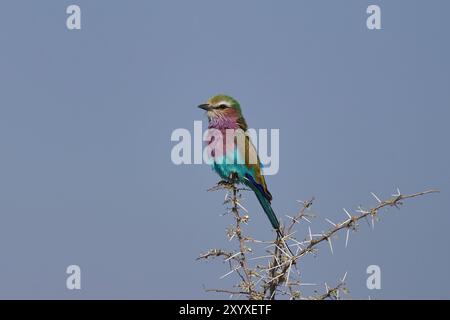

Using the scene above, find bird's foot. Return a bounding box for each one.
[218,180,231,186]
[229,172,239,184]
[207,180,235,192]
[207,174,244,192]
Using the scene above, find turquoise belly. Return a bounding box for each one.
[211,152,252,182]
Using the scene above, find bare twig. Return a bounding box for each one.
[198,184,438,300]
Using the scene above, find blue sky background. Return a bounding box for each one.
[0,0,448,299]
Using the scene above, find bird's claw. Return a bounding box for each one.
[207,180,235,192]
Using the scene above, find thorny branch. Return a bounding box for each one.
[197,183,438,300]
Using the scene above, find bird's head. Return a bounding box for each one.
[198,94,247,130]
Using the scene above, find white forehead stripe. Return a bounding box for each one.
[214,100,231,107]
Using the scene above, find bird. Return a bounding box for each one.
[198,94,291,253]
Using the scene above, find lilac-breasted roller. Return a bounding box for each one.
[198,94,284,239]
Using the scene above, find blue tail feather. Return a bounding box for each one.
[245,175,280,230]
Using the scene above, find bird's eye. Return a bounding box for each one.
[217,104,228,109]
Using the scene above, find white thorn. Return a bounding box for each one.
[254,276,265,287]
[312,232,324,237]
[282,231,297,239]
[341,271,348,283]
[302,216,312,224]
[220,265,241,279]
[265,261,287,272]
[285,261,293,287]
[328,237,334,255]
[236,201,248,213]
[269,273,284,282]
[290,238,303,245]
[325,218,336,227]
[371,192,382,204]
[357,206,369,214]
[275,244,291,258]
[285,215,298,223]
[343,208,352,219]
[308,226,313,240]
[345,229,350,248]
[249,255,273,261]
[225,252,241,262]
[270,289,276,299]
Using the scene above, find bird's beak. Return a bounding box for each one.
[198,104,211,111]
